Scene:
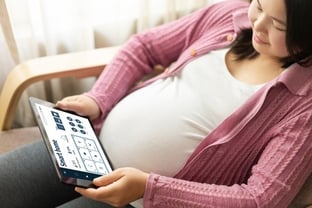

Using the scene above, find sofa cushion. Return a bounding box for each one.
[0,127,41,154]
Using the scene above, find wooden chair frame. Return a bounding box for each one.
[0,46,120,131]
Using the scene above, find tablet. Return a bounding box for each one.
[29,97,112,187]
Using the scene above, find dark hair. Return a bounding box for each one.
[230,0,312,68]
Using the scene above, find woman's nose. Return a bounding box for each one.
[253,13,268,31]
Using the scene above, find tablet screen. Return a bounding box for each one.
[29,97,112,186]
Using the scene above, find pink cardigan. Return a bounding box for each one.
[87,1,312,207]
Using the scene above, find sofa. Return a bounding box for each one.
[0,45,311,208]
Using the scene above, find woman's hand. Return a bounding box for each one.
[75,167,149,207]
[56,95,100,121]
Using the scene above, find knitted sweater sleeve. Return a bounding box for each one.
[85,1,249,131]
[143,111,312,208]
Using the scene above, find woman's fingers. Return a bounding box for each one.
[56,95,100,120]
[74,168,149,207]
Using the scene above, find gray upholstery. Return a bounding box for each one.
[0,127,41,154]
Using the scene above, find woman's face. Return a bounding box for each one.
[248,0,288,59]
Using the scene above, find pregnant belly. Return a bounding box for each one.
[98,81,209,176]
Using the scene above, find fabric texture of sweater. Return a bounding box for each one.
[86,1,312,207]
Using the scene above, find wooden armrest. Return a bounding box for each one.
[0,46,120,131]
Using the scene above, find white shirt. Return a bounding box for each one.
[100,48,262,177]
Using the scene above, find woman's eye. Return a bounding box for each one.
[273,22,286,31]
[275,26,286,32]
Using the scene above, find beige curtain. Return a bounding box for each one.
[0,0,217,128]
[0,0,19,91]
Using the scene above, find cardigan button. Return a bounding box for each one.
[226,34,234,42]
[164,68,171,74]
[190,48,197,57]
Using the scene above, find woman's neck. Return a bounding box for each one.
[225,51,283,85]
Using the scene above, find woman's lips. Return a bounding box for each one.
[253,33,268,45]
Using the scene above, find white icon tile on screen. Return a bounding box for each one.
[84,160,96,172]
[79,148,91,160]
[96,162,108,174]
[74,137,86,148]
[85,140,96,150]
[91,151,102,162]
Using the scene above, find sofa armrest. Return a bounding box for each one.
[0,46,121,131]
